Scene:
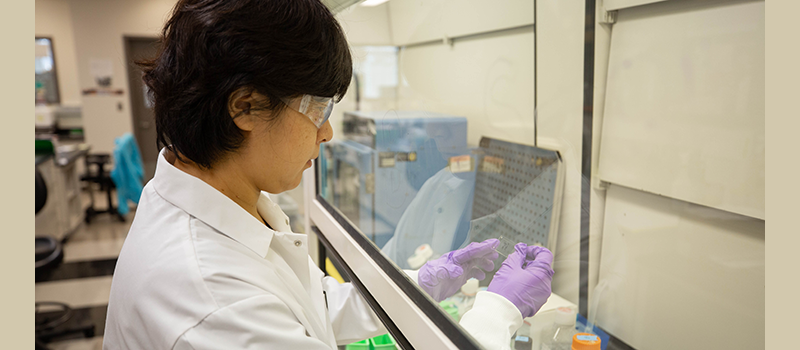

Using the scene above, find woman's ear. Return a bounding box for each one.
[228,87,269,132]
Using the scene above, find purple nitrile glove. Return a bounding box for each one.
[487,243,554,318]
[418,239,500,302]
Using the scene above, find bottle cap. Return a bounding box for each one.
[461,278,479,296]
[571,333,601,350]
[554,307,576,326]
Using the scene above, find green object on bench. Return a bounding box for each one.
[370,334,397,350]
[345,333,397,350]
[439,300,460,321]
[345,339,370,350]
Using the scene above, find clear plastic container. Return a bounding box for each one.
[541,307,578,350]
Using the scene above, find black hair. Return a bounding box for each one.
[139,0,352,168]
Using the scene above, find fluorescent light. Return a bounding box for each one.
[360,0,390,7]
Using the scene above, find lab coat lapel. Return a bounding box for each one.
[264,242,328,342]
[257,194,312,289]
[258,194,331,344]
[152,149,273,257]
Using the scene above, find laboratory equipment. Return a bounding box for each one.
[320,111,469,248]
[541,307,579,350]
[464,137,565,285]
[495,235,518,258]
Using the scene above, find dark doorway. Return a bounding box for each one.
[124,37,160,183]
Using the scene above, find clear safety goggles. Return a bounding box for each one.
[283,95,334,128]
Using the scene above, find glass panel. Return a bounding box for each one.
[321,1,543,347]
[321,0,764,349]
[35,37,60,104]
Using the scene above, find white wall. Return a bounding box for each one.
[598,0,765,220]
[596,184,764,349]
[67,0,175,154]
[395,27,535,146]
[35,0,82,106]
[591,0,765,347]
[336,2,393,45]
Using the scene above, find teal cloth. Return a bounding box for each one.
[110,133,144,215]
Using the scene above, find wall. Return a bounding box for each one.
[35,0,82,106]
[596,184,764,349]
[67,0,175,154]
[598,0,765,220]
[336,2,393,46]
[592,0,765,347]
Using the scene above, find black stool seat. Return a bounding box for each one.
[35,236,63,268]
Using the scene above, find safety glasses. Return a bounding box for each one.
[283,95,334,128]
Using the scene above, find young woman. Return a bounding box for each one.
[103,1,554,349]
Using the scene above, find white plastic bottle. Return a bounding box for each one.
[541,307,578,350]
[451,278,479,319]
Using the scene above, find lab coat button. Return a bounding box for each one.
[294,240,302,247]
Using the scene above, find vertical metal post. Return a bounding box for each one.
[579,0,596,317]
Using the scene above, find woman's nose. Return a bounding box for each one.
[317,119,333,144]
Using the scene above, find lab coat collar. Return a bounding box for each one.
[152,148,274,258]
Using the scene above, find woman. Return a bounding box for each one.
[103,0,555,349]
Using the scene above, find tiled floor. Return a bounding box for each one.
[36,189,135,349]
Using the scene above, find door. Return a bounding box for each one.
[125,37,160,182]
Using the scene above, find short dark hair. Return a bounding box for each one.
[140,0,352,168]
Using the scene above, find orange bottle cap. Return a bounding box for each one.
[571,333,601,350]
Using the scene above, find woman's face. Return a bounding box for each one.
[237,97,333,194]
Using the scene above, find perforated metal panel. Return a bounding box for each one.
[467,137,565,251]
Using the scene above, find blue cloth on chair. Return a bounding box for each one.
[110,133,144,215]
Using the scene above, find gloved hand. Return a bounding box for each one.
[418,239,499,302]
[487,243,554,318]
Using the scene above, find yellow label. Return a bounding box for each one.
[448,155,473,173]
[480,156,505,174]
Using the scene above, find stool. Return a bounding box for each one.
[81,153,125,223]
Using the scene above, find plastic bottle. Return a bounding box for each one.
[450,278,479,319]
[541,307,578,350]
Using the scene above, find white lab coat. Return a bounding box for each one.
[103,148,521,349]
